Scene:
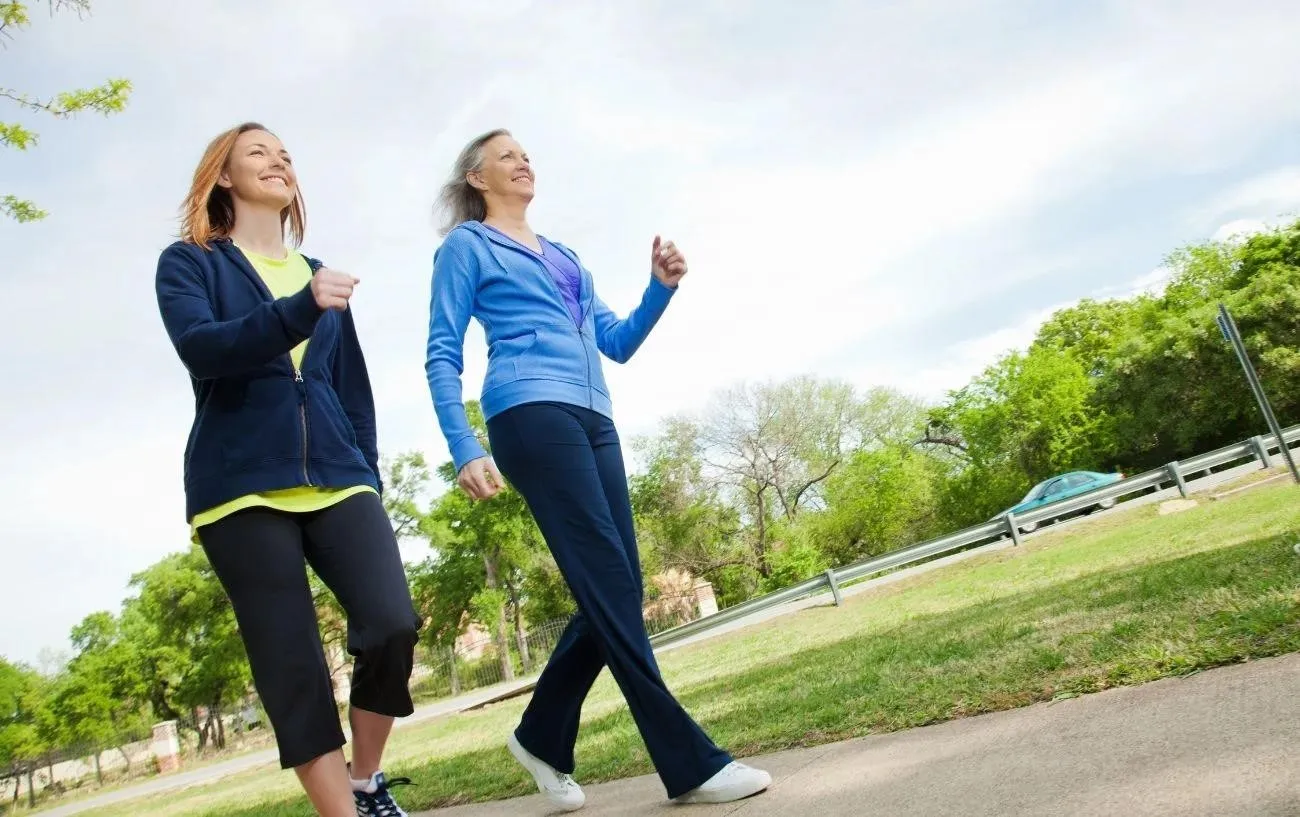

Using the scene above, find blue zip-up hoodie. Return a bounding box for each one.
[426,221,676,471]
[155,239,382,521]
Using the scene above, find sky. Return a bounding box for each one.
[2,0,1299,667]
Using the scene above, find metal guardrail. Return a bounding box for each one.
[649,423,1300,650]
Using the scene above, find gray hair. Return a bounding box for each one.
[435,128,511,236]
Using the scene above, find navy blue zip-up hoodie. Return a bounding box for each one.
[155,239,382,522]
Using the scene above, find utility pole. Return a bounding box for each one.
[1216,304,1300,484]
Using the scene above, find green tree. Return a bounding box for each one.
[428,470,534,682]
[695,377,926,578]
[799,446,946,567]
[417,401,548,681]
[382,451,434,540]
[695,377,857,577]
[123,546,250,752]
[1096,221,1300,468]
[45,612,150,782]
[927,345,1110,525]
[379,450,486,691]
[0,658,46,807]
[2,1,131,221]
[518,558,576,624]
[407,549,480,693]
[629,417,749,604]
[1032,296,1147,379]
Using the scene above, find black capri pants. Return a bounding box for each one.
[198,491,421,768]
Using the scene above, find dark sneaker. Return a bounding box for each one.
[353,771,413,817]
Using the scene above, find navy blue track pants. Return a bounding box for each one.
[487,401,732,798]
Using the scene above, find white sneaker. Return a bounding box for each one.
[507,733,586,812]
[674,762,772,804]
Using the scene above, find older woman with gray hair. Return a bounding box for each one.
[424,129,771,812]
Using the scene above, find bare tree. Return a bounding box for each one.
[696,377,891,575]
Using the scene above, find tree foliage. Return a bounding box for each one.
[123,546,249,751]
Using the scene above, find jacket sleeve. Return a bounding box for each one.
[425,230,488,472]
[155,243,324,380]
[590,275,677,364]
[331,305,382,493]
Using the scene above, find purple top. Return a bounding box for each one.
[484,225,583,326]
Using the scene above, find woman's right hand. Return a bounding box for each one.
[311,268,360,311]
[458,456,505,500]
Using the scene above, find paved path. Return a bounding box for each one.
[420,652,1300,816]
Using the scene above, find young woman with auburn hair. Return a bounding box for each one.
[155,122,420,817]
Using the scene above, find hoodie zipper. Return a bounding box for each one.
[295,367,311,485]
[575,269,595,410]
[576,324,594,409]
[481,227,595,407]
[300,258,323,486]
[228,241,318,486]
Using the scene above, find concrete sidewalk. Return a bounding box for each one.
[420,652,1300,816]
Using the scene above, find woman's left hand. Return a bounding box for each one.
[650,235,687,289]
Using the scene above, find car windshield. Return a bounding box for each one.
[1020,481,1049,503]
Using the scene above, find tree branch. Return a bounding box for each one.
[1,1,91,44]
[0,80,131,119]
[787,458,840,515]
[913,430,969,452]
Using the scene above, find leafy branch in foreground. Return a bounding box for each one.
[1,1,131,222]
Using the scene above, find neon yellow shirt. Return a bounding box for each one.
[190,246,375,541]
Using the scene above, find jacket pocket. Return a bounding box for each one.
[311,382,364,463]
[520,325,588,385]
[214,378,296,469]
[321,387,359,447]
[483,330,537,391]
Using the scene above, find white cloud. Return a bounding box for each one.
[1205,167,1300,223]
[1212,219,1270,242]
[858,303,1069,402]
[1091,265,1175,300]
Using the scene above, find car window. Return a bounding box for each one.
[1042,478,1066,496]
[1064,474,1092,488]
[1021,481,1048,503]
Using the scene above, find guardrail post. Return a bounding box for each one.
[1005,513,1022,547]
[1166,461,1189,498]
[1251,435,1272,469]
[824,569,844,607]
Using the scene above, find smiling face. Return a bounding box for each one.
[469,133,535,205]
[217,128,297,209]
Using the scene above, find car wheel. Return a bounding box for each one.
[1019,520,1038,534]
[1097,497,1117,510]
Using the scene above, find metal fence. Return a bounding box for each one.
[646,424,1300,650]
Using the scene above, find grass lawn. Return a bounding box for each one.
[81,480,1300,816]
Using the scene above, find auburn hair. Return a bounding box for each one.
[179,122,306,248]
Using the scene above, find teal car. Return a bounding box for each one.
[995,470,1125,533]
